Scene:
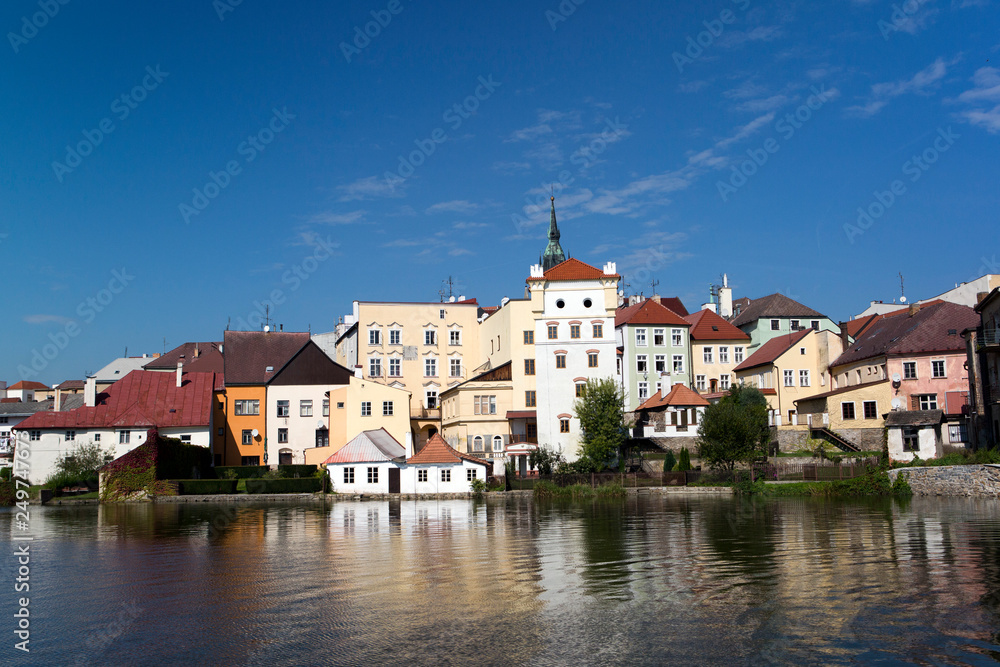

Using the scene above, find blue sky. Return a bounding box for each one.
[2,0,998,384]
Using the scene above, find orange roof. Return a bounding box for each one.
[733,329,812,372]
[527,258,619,282]
[615,298,688,327]
[636,383,710,410]
[683,309,750,341]
[9,381,50,390]
[407,433,489,466]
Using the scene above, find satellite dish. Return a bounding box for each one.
[891,398,902,410]
[899,296,907,303]
[892,373,901,383]
[251,429,259,437]
[264,325,270,332]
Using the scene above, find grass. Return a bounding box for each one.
[533,481,627,500]
[895,449,1000,468]
[735,470,912,497]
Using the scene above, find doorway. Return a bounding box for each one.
[388,467,400,493]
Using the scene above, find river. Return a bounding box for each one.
[2,495,999,665]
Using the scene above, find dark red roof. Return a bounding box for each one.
[16,370,216,430]
[615,299,688,327]
[222,331,310,385]
[683,309,751,341]
[730,293,826,327]
[55,380,86,390]
[832,302,978,367]
[144,342,224,374]
[636,383,710,410]
[407,433,489,466]
[9,381,50,390]
[527,258,619,282]
[1,398,22,403]
[506,410,537,419]
[654,297,689,317]
[733,329,812,372]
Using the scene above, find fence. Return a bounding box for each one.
[505,471,664,491]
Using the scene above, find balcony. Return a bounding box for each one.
[977,327,1000,352]
[411,407,441,420]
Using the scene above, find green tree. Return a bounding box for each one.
[696,384,770,470]
[573,378,629,471]
[45,440,109,488]
[663,449,677,473]
[677,447,692,471]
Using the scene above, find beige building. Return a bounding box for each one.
[440,362,514,461]
[683,308,751,398]
[476,297,538,445]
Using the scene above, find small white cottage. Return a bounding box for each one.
[324,428,407,494]
[404,434,490,494]
[885,410,945,462]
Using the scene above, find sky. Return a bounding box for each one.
[2,0,998,385]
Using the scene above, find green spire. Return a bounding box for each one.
[541,196,566,271]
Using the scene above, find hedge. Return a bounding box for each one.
[215,466,269,479]
[245,477,322,494]
[277,464,318,478]
[175,479,238,495]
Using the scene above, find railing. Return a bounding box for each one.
[810,427,862,452]
[410,407,441,420]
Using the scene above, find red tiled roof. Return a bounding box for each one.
[733,329,812,372]
[144,342,224,374]
[683,309,751,341]
[16,370,216,430]
[9,381,50,390]
[615,299,688,327]
[55,380,86,389]
[792,379,890,404]
[222,331,310,385]
[1,398,22,403]
[527,257,619,282]
[654,297,689,317]
[407,433,489,466]
[730,293,826,327]
[636,383,710,410]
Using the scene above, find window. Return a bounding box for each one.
[588,352,598,368]
[369,357,382,377]
[902,426,919,452]
[450,358,462,378]
[388,357,401,377]
[863,401,878,419]
[811,320,820,331]
[918,394,938,410]
[800,347,807,356]
[637,355,648,373]
[799,370,810,387]
[180,435,191,443]
[784,370,794,387]
[524,330,534,344]
[790,319,800,330]
[842,402,856,420]
[719,375,731,391]
[94,434,101,442]
[949,423,968,443]
[441,469,451,482]
[770,319,780,331]
[450,330,461,346]
[547,325,558,340]
[654,329,665,346]
[735,347,744,364]
[932,360,946,378]
[300,400,313,417]
[234,400,260,416]
[526,423,537,439]
[323,399,330,417]
[426,391,438,409]
[903,362,917,379]
[344,467,355,484]
[672,329,683,346]
[704,347,714,364]
[0,417,6,424]
[369,328,381,345]
[425,330,437,346]
[655,355,666,372]
[696,375,706,391]
[65,430,75,441]
[635,328,647,346]
[383,401,393,416]
[367,467,378,484]
[493,436,503,452]
[719,347,729,364]
[241,429,253,445]
[439,308,446,319]
[277,400,290,417]
[116,430,130,444]
[278,428,288,443]
[241,456,260,466]
[638,382,649,400]
[418,469,428,482]
[592,324,603,338]
[673,355,684,374]
[26,430,39,441]
[474,395,497,415]
[525,391,536,407]
[361,402,372,416]
[425,358,437,377]
[570,324,581,339]
[524,359,536,375]
[560,418,570,433]
[556,354,566,369]
[473,435,484,452]
[575,383,586,397]
[389,329,401,345]
[465,468,477,482]
[337,402,344,409]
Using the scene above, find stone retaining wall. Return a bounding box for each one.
[776,428,884,452]
[887,465,1000,497]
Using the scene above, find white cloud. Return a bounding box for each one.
[453,221,489,229]
[847,56,959,117]
[24,314,73,325]
[306,210,366,225]
[336,175,403,201]
[954,66,1000,133]
[492,160,532,174]
[425,200,479,215]
[718,25,784,48]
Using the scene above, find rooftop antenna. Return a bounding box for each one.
[262,304,275,332]
[226,317,231,331]
[898,272,907,304]
[650,278,660,295]
[439,275,455,302]
[163,338,167,355]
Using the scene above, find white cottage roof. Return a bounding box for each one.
[322,428,406,464]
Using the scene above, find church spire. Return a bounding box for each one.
[541,196,566,271]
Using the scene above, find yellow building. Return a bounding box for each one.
[682,308,751,398]
[440,362,514,459]
[476,297,538,444]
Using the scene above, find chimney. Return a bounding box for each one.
[977,291,989,305]
[194,344,200,359]
[354,365,363,379]
[660,372,671,399]
[839,322,850,350]
[176,361,184,388]
[85,376,96,408]
[405,431,414,459]
[908,303,920,317]
[719,275,733,319]
[54,390,61,412]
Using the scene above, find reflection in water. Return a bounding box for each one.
[1,496,999,665]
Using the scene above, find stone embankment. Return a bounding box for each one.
[887,465,1000,497]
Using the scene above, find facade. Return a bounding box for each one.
[633,383,709,448]
[729,293,838,351]
[0,397,85,467]
[92,356,159,392]
[885,410,945,462]
[615,298,691,411]
[314,376,413,465]
[403,433,490,494]
[477,297,537,447]
[527,258,620,460]
[683,308,751,398]
[440,362,513,461]
[966,287,1000,449]
[6,381,52,402]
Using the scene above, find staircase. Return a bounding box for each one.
[809,427,862,453]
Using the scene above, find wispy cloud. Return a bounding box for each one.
[425,200,479,215]
[453,221,489,229]
[24,314,73,325]
[847,56,959,117]
[953,66,1000,133]
[305,210,367,225]
[492,160,532,174]
[336,175,403,201]
[718,25,784,48]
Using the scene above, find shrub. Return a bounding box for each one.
[0,467,12,482]
[45,441,108,490]
[245,477,322,494]
[678,447,692,472]
[174,479,237,495]
[663,450,677,473]
[470,478,487,495]
[277,464,318,478]
[214,466,268,479]
[0,481,14,506]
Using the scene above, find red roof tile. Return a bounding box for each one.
[144,342,224,374]
[222,331,310,385]
[683,309,751,341]
[9,381,50,390]
[615,298,688,327]
[654,297,689,317]
[407,433,489,466]
[636,383,710,410]
[733,329,812,372]
[730,293,826,327]
[16,370,216,430]
[527,258,619,282]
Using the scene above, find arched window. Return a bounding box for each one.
[492,436,503,452]
[473,435,484,452]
